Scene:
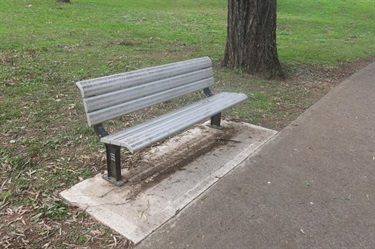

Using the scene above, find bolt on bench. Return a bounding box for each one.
[76,57,247,186]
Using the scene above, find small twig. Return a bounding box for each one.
[1,178,10,188]
[7,217,23,226]
[34,227,59,245]
[139,200,150,220]
[112,235,117,248]
[215,138,241,143]
[0,201,10,210]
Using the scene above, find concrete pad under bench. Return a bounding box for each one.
[60,121,277,245]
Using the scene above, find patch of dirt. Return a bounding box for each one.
[129,125,235,182]
[285,58,374,89]
[120,124,237,199]
[0,54,17,64]
[0,205,134,249]
[260,57,375,130]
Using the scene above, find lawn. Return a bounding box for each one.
[0,0,374,248]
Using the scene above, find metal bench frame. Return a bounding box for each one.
[76,57,247,186]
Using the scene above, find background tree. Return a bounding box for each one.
[222,0,283,78]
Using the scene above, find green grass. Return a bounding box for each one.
[277,0,375,64]
[0,0,374,247]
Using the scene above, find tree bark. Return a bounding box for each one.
[222,0,283,78]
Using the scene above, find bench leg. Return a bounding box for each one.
[102,144,127,186]
[211,112,222,127]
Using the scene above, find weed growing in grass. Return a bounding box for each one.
[38,200,69,219]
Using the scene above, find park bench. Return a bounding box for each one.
[76,57,248,186]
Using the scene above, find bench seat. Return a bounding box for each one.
[101,92,247,153]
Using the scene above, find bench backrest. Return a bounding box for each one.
[76,57,214,126]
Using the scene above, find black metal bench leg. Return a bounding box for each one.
[211,112,222,127]
[102,144,127,186]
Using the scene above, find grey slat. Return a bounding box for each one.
[122,93,242,147]
[83,68,213,113]
[76,57,212,98]
[103,92,247,152]
[86,78,214,126]
[104,92,232,142]
[101,92,248,153]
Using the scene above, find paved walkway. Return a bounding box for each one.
[138,62,375,249]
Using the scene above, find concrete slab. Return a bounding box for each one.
[60,121,277,244]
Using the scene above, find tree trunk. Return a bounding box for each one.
[222,0,283,78]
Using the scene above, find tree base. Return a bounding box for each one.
[221,60,285,80]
